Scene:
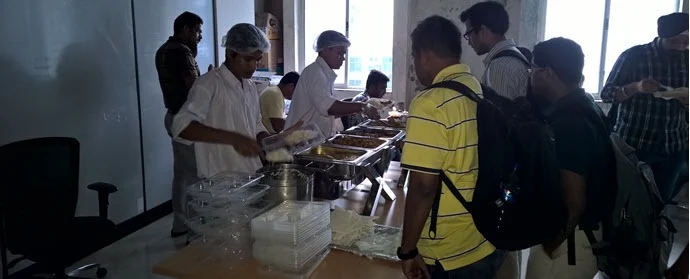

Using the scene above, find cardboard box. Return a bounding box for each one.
[258,39,282,72]
[256,13,281,40]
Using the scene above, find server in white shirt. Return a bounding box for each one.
[171,23,272,178]
[285,30,378,137]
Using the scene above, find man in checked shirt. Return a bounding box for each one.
[601,12,689,204]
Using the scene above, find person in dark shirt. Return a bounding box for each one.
[525,37,615,279]
[154,11,204,238]
[600,12,689,204]
[344,70,389,128]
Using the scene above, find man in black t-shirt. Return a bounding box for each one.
[525,37,615,279]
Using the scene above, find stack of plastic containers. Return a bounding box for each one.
[185,171,275,269]
[251,201,332,278]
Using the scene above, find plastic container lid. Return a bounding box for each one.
[261,122,325,153]
[251,201,331,245]
[253,227,332,272]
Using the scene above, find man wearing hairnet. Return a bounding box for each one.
[285,30,379,137]
[171,23,281,178]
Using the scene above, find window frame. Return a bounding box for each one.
[298,0,393,91]
[578,0,683,98]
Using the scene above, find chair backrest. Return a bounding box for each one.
[0,137,80,249]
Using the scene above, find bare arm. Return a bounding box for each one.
[400,172,439,253]
[179,121,249,145]
[269,118,285,133]
[327,101,366,116]
[544,170,587,254]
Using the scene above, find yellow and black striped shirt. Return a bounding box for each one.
[401,64,495,271]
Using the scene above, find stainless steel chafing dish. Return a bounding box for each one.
[324,134,392,151]
[339,126,405,141]
[360,119,406,130]
[295,145,378,180]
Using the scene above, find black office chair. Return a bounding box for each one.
[0,137,120,279]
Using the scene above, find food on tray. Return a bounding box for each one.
[366,118,405,128]
[284,129,319,145]
[330,136,384,149]
[302,146,364,161]
[331,207,377,247]
[265,148,293,162]
[342,129,399,138]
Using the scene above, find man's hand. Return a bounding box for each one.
[401,255,430,279]
[229,133,261,157]
[675,95,689,108]
[637,78,660,94]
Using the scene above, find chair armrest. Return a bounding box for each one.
[87,182,118,219]
[87,182,118,194]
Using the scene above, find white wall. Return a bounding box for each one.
[215,0,256,65]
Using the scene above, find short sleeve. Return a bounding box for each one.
[260,89,285,119]
[552,118,596,177]
[400,96,449,174]
[172,82,213,144]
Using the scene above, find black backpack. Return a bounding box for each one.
[424,80,566,251]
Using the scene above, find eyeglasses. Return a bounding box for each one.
[463,28,476,41]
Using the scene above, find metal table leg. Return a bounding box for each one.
[361,165,397,216]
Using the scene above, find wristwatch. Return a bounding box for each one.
[397,247,419,260]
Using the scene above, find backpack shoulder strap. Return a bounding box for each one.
[425,80,482,103]
[493,49,530,66]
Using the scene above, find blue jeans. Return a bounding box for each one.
[636,150,688,204]
[427,250,506,279]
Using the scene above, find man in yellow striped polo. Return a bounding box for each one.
[397,15,505,279]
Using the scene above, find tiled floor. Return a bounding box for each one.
[5,167,689,279]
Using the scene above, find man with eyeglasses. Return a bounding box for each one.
[601,12,688,205]
[460,1,529,100]
[525,37,615,279]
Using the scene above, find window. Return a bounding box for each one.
[303,0,394,89]
[545,0,681,96]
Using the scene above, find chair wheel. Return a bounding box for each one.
[96,267,107,278]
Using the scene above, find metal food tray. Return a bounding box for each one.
[324,134,392,151]
[360,119,406,130]
[294,144,376,166]
[330,224,401,262]
[341,127,405,141]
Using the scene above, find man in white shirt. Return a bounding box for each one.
[285,30,378,137]
[171,23,275,178]
[460,1,529,100]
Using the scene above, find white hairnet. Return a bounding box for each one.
[221,23,270,54]
[313,30,351,52]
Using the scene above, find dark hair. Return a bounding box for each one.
[365,70,390,89]
[460,1,509,36]
[174,12,203,34]
[279,71,300,86]
[533,37,584,85]
[517,46,533,62]
[411,15,462,60]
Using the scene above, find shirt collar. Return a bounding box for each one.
[483,39,518,65]
[220,63,244,88]
[432,64,472,84]
[316,57,338,83]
